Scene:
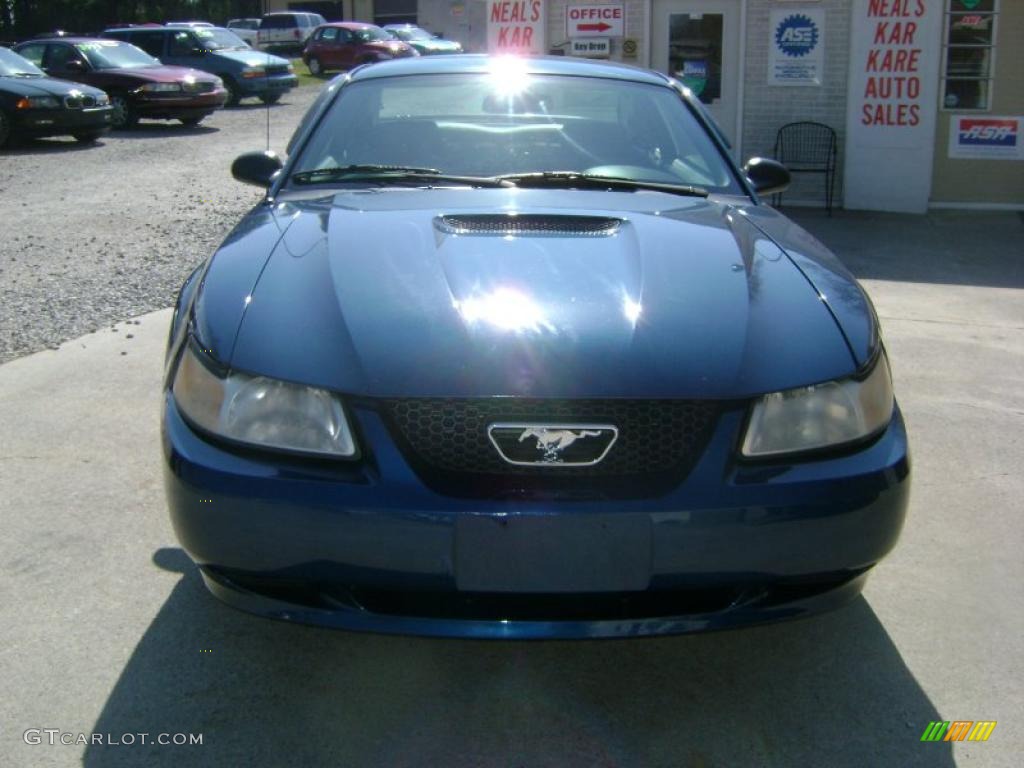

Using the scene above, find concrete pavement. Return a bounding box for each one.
[1,210,1021,766]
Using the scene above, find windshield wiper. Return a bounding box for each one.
[291,164,513,188]
[496,171,708,198]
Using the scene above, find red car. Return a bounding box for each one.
[302,22,417,76]
[14,38,227,128]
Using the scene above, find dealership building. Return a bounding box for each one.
[270,1,1021,212]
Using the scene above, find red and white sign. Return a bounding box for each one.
[949,116,1023,160]
[487,1,546,54]
[566,4,624,38]
[844,0,942,213]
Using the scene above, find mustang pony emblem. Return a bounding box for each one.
[518,428,605,463]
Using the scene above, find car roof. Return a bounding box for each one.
[20,37,119,44]
[320,22,381,30]
[349,54,671,87]
[104,26,229,33]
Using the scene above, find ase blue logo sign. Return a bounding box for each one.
[775,13,819,58]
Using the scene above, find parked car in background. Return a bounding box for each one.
[0,46,112,147]
[14,38,226,128]
[257,12,325,53]
[164,56,909,638]
[302,22,417,76]
[103,26,296,105]
[226,18,261,47]
[383,24,462,55]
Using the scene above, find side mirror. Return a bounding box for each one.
[65,59,86,72]
[231,150,283,188]
[743,157,790,196]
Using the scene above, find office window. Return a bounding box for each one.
[942,0,998,110]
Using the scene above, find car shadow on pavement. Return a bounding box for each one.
[0,137,106,155]
[226,101,290,110]
[109,124,219,140]
[789,209,1024,289]
[83,548,953,767]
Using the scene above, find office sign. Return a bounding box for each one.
[566,5,625,38]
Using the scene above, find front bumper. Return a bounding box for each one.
[237,73,299,95]
[134,88,228,119]
[14,105,113,137]
[163,396,910,638]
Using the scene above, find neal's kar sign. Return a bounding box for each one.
[487,1,546,54]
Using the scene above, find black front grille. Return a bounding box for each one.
[185,81,215,93]
[64,94,97,109]
[383,398,720,496]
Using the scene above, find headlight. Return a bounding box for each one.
[740,351,894,458]
[172,344,357,458]
[241,66,266,78]
[286,63,295,73]
[139,82,182,93]
[16,95,61,109]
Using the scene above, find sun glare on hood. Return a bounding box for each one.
[454,287,554,334]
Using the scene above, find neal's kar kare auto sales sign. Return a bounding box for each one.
[488,1,546,54]
[844,0,942,214]
[768,9,825,86]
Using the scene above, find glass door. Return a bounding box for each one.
[652,1,741,153]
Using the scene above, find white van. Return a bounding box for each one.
[257,12,325,52]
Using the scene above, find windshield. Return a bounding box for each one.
[290,70,741,194]
[191,28,249,50]
[352,26,392,43]
[0,47,45,76]
[76,40,159,69]
[389,27,432,41]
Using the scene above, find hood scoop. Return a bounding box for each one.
[435,214,621,237]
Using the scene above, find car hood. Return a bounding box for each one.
[207,189,860,399]
[100,64,217,83]
[411,39,460,52]
[367,41,413,54]
[0,74,106,98]
[210,49,289,67]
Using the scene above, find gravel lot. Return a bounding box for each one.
[0,87,319,363]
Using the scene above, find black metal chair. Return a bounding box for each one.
[772,122,838,214]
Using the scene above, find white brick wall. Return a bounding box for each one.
[742,1,851,206]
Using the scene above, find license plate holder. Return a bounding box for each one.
[455,513,652,593]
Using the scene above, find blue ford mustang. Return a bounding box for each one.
[163,56,909,638]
